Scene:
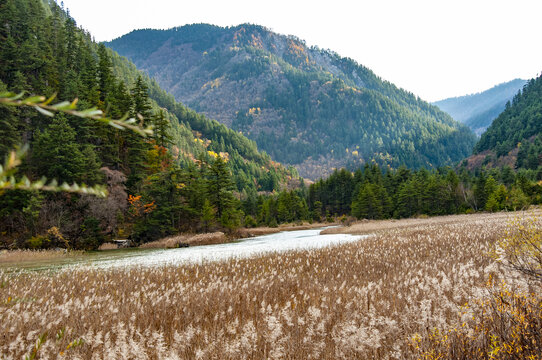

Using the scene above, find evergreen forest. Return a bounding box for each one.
[473,74,542,174]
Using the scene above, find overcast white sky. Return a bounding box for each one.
[61,0,542,102]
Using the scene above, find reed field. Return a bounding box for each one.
[1,211,540,359]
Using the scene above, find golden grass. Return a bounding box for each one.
[0,249,83,265]
[0,211,538,359]
[97,243,119,251]
[322,210,541,235]
[182,232,227,246]
[139,232,228,249]
[237,222,334,238]
[139,235,190,249]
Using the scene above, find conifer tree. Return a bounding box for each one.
[97,44,113,103]
[153,109,173,147]
[31,114,100,185]
[125,76,153,191]
[131,75,152,121]
[207,156,236,221]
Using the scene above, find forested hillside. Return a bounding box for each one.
[107,24,476,179]
[466,73,542,174]
[0,0,295,249]
[434,79,526,136]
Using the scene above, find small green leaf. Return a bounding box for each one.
[79,108,102,117]
[11,92,25,100]
[23,95,46,104]
[109,121,125,130]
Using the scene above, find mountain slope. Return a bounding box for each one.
[109,53,295,191]
[107,24,476,179]
[474,76,542,168]
[465,74,542,171]
[0,2,293,193]
[433,79,526,136]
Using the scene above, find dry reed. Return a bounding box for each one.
[0,211,536,359]
[0,249,83,265]
[139,232,228,249]
[97,243,119,251]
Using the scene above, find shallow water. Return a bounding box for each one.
[3,227,364,271]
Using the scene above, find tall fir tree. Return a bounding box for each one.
[206,156,236,222]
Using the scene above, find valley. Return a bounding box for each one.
[0,0,541,358]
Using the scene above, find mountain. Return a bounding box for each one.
[107,24,476,179]
[434,79,527,136]
[465,74,542,172]
[1,0,305,248]
[109,54,295,192]
[0,2,293,194]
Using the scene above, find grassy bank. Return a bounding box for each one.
[1,211,538,358]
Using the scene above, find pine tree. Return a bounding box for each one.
[207,156,236,221]
[351,183,383,219]
[125,76,153,191]
[0,81,21,159]
[153,109,173,147]
[97,43,113,103]
[131,75,152,122]
[201,199,215,232]
[31,114,100,184]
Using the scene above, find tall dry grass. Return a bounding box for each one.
[321,211,537,235]
[0,211,537,359]
[412,212,542,359]
[0,249,83,265]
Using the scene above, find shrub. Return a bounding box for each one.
[244,215,257,228]
[496,213,542,281]
[412,279,542,359]
[25,235,47,249]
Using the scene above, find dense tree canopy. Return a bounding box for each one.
[475,74,542,162]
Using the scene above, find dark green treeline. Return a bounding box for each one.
[237,163,541,231]
[304,164,540,221]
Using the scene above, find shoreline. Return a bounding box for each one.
[137,221,338,249]
[0,222,338,265]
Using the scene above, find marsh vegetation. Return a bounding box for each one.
[1,211,540,358]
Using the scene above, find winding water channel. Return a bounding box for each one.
[3,227,364,271]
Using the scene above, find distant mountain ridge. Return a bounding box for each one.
[107,24,476,179]
[434,79,527,136]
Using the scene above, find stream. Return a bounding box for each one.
[2,227,364,271]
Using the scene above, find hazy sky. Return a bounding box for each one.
[61,0,542,102]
